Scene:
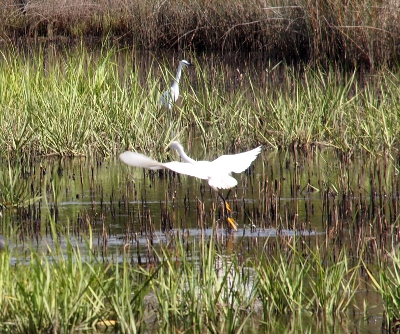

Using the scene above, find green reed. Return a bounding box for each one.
[0,218,151,333]
[0,159,42,208]
[0,47,400,159]
[307,244,359,314]
[148,234,258,332]
[364,241,400,332]
[0,232,108,332]
[252,236,359,318]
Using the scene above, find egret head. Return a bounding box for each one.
[180,60,192,67]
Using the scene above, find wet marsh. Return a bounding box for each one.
[0,46,399,332]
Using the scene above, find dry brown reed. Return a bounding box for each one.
[0,0,399,68]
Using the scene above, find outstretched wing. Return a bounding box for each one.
[162,161,210,180]
[119,151,164,169]
[119,151,211,179]
[211,146,262,174]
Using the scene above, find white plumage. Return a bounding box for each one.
[159,60,192,110]
[119,141,262,191]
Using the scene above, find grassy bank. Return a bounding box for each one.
[0,0,399,68]
[0,46,399,159]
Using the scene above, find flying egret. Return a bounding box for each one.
[159,60,192,111]
[119,141,262,230]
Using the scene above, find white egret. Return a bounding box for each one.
[119,141,262,230]
[159,60,192,111]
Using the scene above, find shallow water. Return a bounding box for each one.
[2,148,340,252]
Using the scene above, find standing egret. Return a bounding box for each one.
[120,141,262,230]
[159,60,192,111]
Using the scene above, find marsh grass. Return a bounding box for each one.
[364,242,400,331]
[253,236,359,318]
[1,229,111,332]
[0,159,42,208]
[307,245,359,314]
[0,47,399,159]
[148,234,258,332]
[0,218,154,333]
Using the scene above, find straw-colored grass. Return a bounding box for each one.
[0,0,399,68]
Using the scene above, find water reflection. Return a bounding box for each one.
[0,146,397,256]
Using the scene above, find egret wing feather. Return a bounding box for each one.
[164,161,238,189]
[162,161,210,180]
[119,151,164,169]
[211,146,262,174]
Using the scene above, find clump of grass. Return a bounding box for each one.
[307,245,359,314]
[364,242,400,332]
[148,234,258,332]
[254,247,307,315]
[252,236,359,318]
[0,234,110,332]
[0,219,155,333]
[0,160,41,209]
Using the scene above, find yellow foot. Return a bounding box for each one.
[227,217,237,231]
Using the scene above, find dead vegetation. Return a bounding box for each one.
[0,0,399,68]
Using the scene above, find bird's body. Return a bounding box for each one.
[159,60,192,110]
[120,142,261,231]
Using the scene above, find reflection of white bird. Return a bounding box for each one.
[159,60,192,110]
[120,141,262,230]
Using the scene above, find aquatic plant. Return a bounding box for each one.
[364,242,400,332]
[307,245,359,314]
[0,160,42,208]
